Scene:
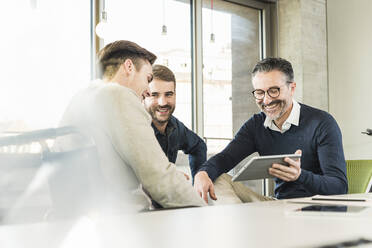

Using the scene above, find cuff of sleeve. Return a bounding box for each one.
[198,166,219,182]
[296,169,310,184]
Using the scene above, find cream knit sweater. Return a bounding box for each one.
[59,80,205,211]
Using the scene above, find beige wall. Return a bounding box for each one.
[277,0,372,159]
[327,0,372,160]
[278,0,328,111]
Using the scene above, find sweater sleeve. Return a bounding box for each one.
[176,120,207,179]
[97,85,206,208]
[198,117,257,181]
[296,115,348,195]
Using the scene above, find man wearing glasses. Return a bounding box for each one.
[194,57,348,203]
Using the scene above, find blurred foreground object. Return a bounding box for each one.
[0,126,105,224]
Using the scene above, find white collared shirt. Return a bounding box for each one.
[263,99,301,133]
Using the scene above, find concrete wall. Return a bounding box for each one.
[327,0,372,159]
[278,0,328,111]
[231,8,261,134]
[276,0,372,160]
[230,5,263,195]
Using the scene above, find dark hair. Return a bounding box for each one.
[152,64,176,87]
[97,40,157,79]
[251,57,294,82]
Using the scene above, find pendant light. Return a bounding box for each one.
[210,0,215,43]
[96,0,108,39]
[162,0,167,35]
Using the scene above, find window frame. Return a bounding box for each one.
[92,0,274,136]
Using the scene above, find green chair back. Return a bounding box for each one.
[346,160,372,194]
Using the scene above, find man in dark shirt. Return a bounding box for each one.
[144,65,207,180]
[194,58,348,203]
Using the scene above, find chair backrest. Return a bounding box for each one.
[346,160,372,194]
[0,126,104,223]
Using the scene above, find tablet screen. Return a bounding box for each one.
[296,204,367,213]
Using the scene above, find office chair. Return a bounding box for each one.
[346,160,372,194]
[0,126,104,223]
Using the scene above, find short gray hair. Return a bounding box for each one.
[252,57,294,82]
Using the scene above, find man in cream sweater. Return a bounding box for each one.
[58,40,205,211]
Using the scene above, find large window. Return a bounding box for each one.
[0,1,91,132]
[202,0,263,155]
[103,0,193,128]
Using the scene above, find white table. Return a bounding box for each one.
[2,193,372,248]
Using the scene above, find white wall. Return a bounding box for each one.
[327,0,372,159]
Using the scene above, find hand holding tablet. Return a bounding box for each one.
[232,153,302,181]
[269,150,302,182]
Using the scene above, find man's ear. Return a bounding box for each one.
[122,59,134,73]
[290,82,296,94]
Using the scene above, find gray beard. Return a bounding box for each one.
[261,100,287,120]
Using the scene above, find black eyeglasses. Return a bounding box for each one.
[252,83,292,100]
[252,87,281,100]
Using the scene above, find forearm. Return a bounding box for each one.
[180,126,207,180]
[197,120,256,181]
[138,160,206,207]
[297,169,348,195]
[198,152,237,181]
[188,145,207,179]
[116,122,205,208]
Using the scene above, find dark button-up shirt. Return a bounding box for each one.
[152,116,207,179]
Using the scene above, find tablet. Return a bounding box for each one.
[297,204,367,213]
[231,154,301,181]
[291,204,368,216]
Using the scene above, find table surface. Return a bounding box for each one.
[2,193,372,248]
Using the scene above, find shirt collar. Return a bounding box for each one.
[152,116,176,136]
[263,99,301,133]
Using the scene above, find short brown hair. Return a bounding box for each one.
[152,65,176,88]
[97,40,157,79]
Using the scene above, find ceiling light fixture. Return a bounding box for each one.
[95,0,108,39]
[162,0,167,35]
[210,0,215,43]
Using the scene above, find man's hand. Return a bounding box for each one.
[182,172,190,181]
[193,171,217,203]
[269,150,302,181]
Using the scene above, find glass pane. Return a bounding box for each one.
[0,1,91,132]
[104,0,193,128]
[202,0,262,155]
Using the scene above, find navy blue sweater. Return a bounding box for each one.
[198,103,348,199]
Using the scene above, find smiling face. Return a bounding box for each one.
[144,78,176,125]
[252,70,296,125]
